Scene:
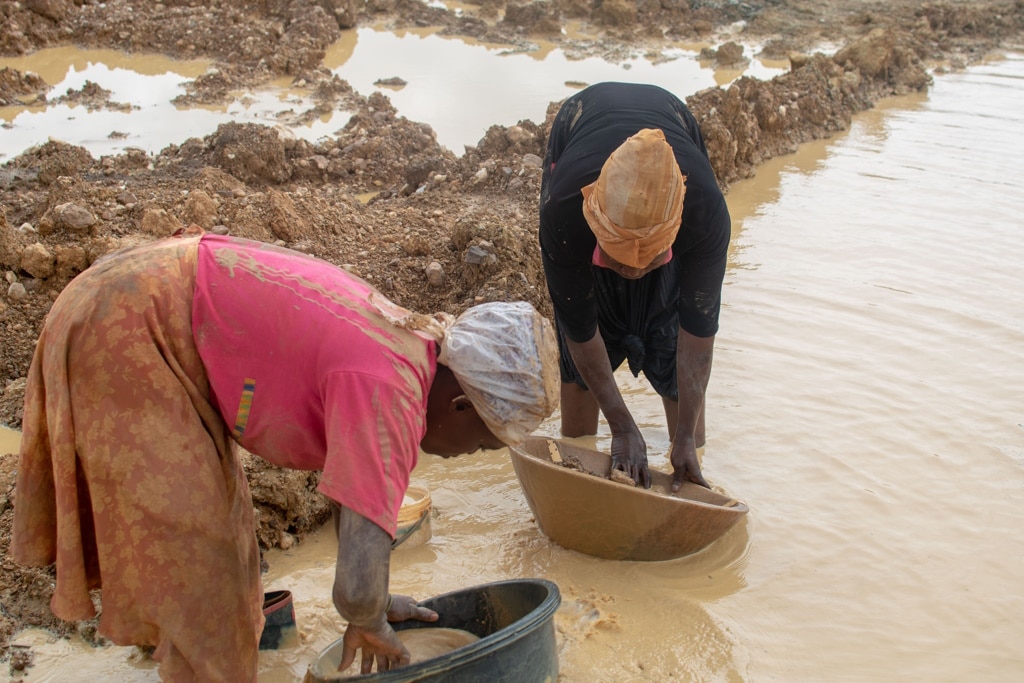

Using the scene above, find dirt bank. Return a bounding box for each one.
[1,0,1022,674]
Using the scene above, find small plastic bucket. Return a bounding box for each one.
[304,578,561,683]
[259,590,299,650]
[392,484,431,550]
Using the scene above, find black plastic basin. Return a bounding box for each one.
[305,578,561,683]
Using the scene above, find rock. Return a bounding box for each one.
[211,122,290,185]
[116,191,138,205]
[505,125,533,146]
[264,190,311,243]
[182,190,219,229]
[464,244,495,265]
[48,203,97,234]
[54,244,88,278]
[789,52,810,70]
[425,261,445,287]
[716,41,746,66]
[325,0,359,29]
[7,282,27,300]
[140,208,182,237]
[521,153,543,168]
[26,0,68,23]
[20,242,55,279]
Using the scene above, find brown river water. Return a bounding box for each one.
[1,43,1022,683]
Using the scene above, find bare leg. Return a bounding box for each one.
[560,382,599,437]
[662,397,678,441]
[696,400,706,447]
[661,396,707,447]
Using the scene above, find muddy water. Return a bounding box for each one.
[0,32,784,160]
[323,26,785,152]
[4,55,1024,682]
[0,46,214,160]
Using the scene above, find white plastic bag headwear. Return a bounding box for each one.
[438,301,560,445]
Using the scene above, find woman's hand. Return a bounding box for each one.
[336,596,438,675]
[670,436,709,491]
[338,617,409,675]
[610,427,651,488]
[386,594,439,623]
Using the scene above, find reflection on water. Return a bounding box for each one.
[0,45,342,162]
[325,27,785,153]
[0,28,785,161]
[2,43,1023,683]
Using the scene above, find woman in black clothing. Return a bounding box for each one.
[539,81,731,491]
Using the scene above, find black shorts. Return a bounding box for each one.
[555,263,680,400]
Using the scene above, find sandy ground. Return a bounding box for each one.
[1,0,1022,675]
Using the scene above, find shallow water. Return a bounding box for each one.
[0,28,784,160]
[3,47,1023,683]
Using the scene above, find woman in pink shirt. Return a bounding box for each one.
[12,231,559,682]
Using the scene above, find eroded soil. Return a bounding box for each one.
[1,0,1022,672]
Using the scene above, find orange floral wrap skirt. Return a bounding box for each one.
[11,237,264,682]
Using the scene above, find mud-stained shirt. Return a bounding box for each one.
[539,81,732,342]
[192,234,436,536]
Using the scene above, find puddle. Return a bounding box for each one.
[0,45,343,162]
[0,30,786,161]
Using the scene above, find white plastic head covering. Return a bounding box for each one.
[368,295,560,445]
[438,301,560,445]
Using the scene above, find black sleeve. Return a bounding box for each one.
[674,197,730,338]
[667,98,730,337]
[540,232,599,342]
[539,93,601,343]
[671,97,711,158]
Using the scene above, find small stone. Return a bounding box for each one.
[20,242,55,279]
[53,202,97,232]
[425,261,444,287]
[7,282,28,300]
[521,153,543,168]
[465,244,495,265]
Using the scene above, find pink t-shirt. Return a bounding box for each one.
[191,235,436,536]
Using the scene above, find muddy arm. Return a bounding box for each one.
[331,502,414,673]
[331,502,391,628]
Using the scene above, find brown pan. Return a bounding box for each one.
[509,436,748,561]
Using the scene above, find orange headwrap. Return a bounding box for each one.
[581,128,686,269]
